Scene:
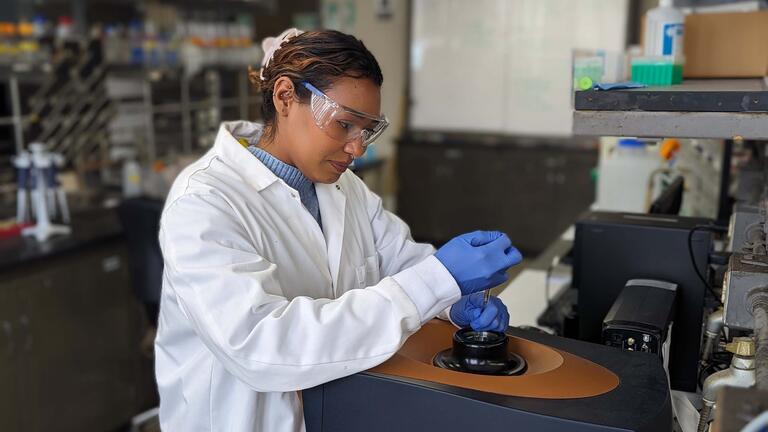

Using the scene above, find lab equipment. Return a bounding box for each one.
[51,153,70,224]
[435,230,521,296]
[631,56,683,86]
[648,176,684,215]
[728,203,762,253]
[573,211,714,391]
[601,279,678,359]
[122,156,142,198]
[572,54,604,91]
[21,143,71,242]
[449,293,509,333]
[700,308,724,366]
[303,320,672,432]
[637,0,684,85]
[643,0,684,60]
[723,253,768,331]
[596,138,663,213]
[12,151,31,223]
[712,387,768,432]
[432,327,525,376]
[697,338,756,432]
[572,49,629,91]
[751,288,768,391]
[302,81,389,147]
[45,153,57,219]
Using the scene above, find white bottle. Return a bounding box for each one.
[643,0,685,61]
[597,139,663,213]
[123,158,142,198]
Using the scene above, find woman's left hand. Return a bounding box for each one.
[449,293,510,333]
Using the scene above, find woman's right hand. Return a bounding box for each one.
[434,230,522,296]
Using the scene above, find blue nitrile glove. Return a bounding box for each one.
[434,230,522,295]
[450,293,510,333]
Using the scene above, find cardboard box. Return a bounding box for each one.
[683,11,768,78]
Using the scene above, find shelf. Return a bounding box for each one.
[573,110,768,140]
[150,99,258,114]
[0,64,51,81]
[573,79,768,139]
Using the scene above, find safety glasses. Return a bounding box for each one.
[301,81,389,148]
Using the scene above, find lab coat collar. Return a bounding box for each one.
[216,120,349,290]
[214,121,280,192]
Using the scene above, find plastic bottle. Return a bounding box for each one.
[55,16,74,43]
[31,15,52,60]
[103,24,120,64]
[643,0,684,61]
[31,16,47,40]
[633,0,685,85]
[17,19,37,64]
[128,20,144,65]
[596,138,663,213]
[143,21,159,66]
[123,157,143,198]
[0,23,12,64]
[165,22,184,67]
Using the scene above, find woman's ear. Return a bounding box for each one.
[272,76,296,117]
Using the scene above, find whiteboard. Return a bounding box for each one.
[410,0,629,136]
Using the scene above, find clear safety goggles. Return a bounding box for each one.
[301,81,389,148]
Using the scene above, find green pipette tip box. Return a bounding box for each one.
[631,59,683,86]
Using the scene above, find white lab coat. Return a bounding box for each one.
[155,120,461,432]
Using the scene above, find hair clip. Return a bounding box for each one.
[259,28,304,81]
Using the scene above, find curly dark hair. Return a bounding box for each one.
[248,30,383,142]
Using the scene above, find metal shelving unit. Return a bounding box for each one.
[574,80,768,425]
[573,78,768,224]
[573,79,768,140]
[0,66,50,153]
[0,61,261,205]
[106,65,260,162]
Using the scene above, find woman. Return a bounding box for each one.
[155,28,521,432]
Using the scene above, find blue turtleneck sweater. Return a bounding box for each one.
[247,145,322,228]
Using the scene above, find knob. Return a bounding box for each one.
[725,337,755,357]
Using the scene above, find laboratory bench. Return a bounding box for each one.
[0,206,123,271]
[0,206,157,432]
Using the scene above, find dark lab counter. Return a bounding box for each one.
[0,207,124,272]
[0,206,157,432]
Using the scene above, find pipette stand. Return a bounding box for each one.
[21,143,71,242]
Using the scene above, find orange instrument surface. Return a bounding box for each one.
[370,320,620,399]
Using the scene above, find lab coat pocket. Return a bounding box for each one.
[356,255,380,288]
